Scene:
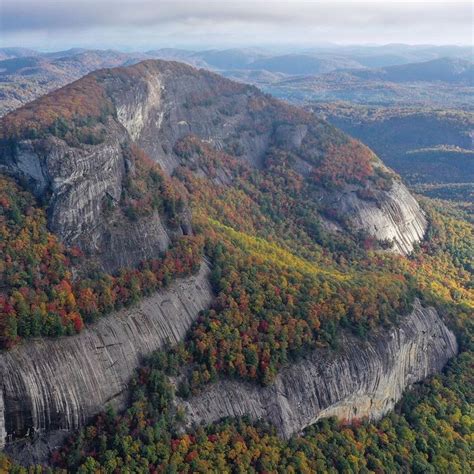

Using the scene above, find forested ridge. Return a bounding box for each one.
[1,129,472,472]
[1,191,471,472]
[0,62,472,472]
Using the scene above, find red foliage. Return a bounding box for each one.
[0,175,203,349]
[1,74,112,140]
[312,139,375,187]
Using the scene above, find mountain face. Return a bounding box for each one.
[1,60,427,261]
[181,300,457,438]
[101,61,428,253]
[0,60,457,463]
[0,295,456,461]
[0,263,213,456]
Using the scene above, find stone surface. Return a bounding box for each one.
[328,179,427,254]
[180,300,457,438]
[0,121,175,273]
[0,263,213,450]
[1,60,427,259]
[105,61,427,254]
[0,61,441,463]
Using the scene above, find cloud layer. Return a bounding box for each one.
[0,1,471,49]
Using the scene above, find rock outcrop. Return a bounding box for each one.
[180,300,457,438]
[0,263,213,450]
[0,120,178,273]
[104,61,427,254]
[350,180,427,254]
[1,60,427,259]
[0,60,440,462]
[326,179,427,254]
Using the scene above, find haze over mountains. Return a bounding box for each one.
[0,57,462,465]
[0,44,472,117]
[1,44,471,199]
[0,0,473,470]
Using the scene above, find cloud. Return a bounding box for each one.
[0,1,471,48]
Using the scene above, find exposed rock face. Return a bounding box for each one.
[105,61,273,173]
[0,60,438,459]
[1,60,427,259]
[347,180,427,254]
[0,119,177,273]
[0,263,213,450]
[103,61,427,254]
[326,179,427,254]
[180,300,457,439]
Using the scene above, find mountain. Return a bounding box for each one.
[305,43,474,67]
[0,60,471,470]
[0,50,149,116]
[244,54,362,75]
[1,48,472,118]
[351,57,474,85]
[0,47,40,61]
[261,61,474,109]
[0,60,427,257]
[180,44,474,72]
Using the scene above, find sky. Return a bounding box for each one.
[0,0,472,51]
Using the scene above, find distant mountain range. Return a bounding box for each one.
[0,46,472,116]
[349,57,473,85]
[263,57,473,108]
[0,49,150,115]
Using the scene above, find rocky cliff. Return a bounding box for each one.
[1,60,427,260]
[326,179,427,254]
[0,119,180,273]
[0,60,441,461]
[0,263,213,451]
[105,62,428,254]
[180,300,457,438]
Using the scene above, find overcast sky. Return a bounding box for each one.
[0,1,472,51]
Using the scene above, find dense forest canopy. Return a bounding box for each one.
[0,60,472,472]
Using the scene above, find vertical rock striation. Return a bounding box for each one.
[180,300,457,439]
[0,263,213,450]
[334,180,427,254]
[1,60,428,259]
[0,123,177,273]
[104,61,427,255]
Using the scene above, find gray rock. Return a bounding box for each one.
[1,60,427,262]
[0,61,443,464]
[0,121,176,273]
[180,300,457,438]
[0,262,213,450]
[106,62,427,254]
[330,179,427,254]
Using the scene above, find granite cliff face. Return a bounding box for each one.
[321,178,427,254]
[0,296,457,461]
[0,118,179,273]
[0,263,213,451]
[103,61,428,254]
[1,60,426,262]
[180,300,457,438]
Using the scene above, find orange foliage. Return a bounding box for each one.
[312,139,375,187]
[1,74,112,140]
